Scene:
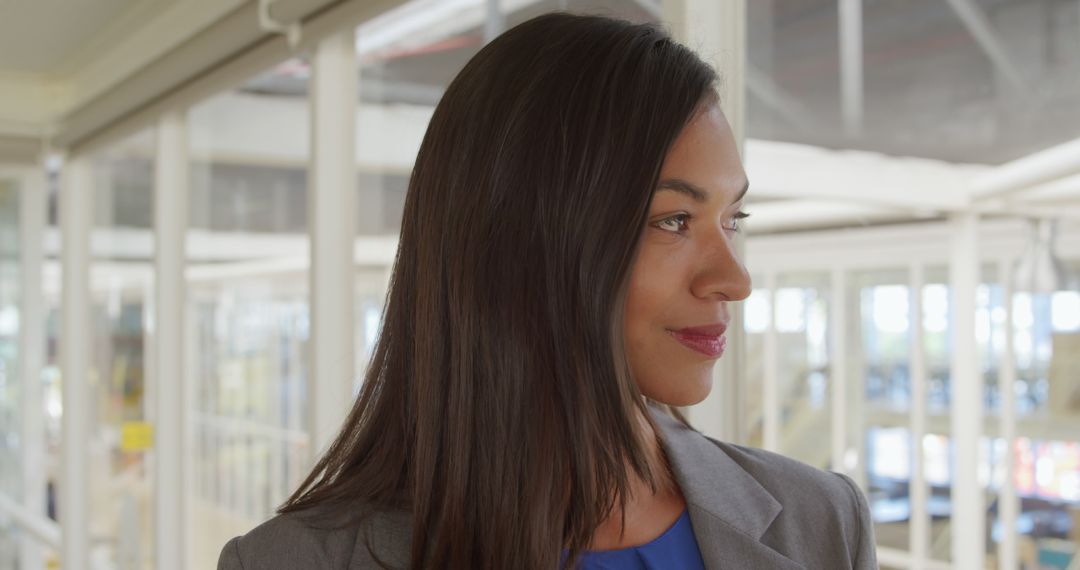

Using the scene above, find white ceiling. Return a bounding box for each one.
[0,0,175,74]
[0,0,244,136]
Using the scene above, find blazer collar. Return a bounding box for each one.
[650,405,806,569]
[348,407,806,569]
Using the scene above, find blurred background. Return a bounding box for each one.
[0,0,1078,569]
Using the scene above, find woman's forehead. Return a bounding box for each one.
[657,107,747,204]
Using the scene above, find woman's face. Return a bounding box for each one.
[624,102,752,407]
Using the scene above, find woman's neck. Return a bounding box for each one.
[586,407,686,550]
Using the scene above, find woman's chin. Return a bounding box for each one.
[643,375,713,407]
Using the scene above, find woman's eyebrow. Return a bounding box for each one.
[656,178,707,202]
[656,178,750,205]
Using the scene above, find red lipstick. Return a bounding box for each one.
[669,323,728,358]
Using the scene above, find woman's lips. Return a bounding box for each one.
[669,324,728,358]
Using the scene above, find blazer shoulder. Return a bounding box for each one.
[705,438,878,569]
[216,509,359,570]
[708,439,853,501]
[217,506,413,570]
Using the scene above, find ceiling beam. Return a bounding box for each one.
[969,135,1080,202]
[55,2,274,150]
[945,0,1026,91]
[744,139,982,211]
[1008,204,1080,221]
[355,0,538,58]
[744,198,906,233]
[1015,173,1080,205]
[63,0,248,109]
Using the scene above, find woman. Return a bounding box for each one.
[219,12,876,570]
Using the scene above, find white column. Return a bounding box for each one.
[997,258,1018,570]
[483,0,504,43]
[154,111,189,570]
[18,165,47,570]
[60,154,93,570]
[662,0,746,154]
[309,30,358,457]
[829,267,847,473]
[909,263,929,569]
[663,0,749,442]
[838,0,863,136]
[763,273,779,452]
[183,279,200,549]
[709,0,747,440]
[949,211,984,569]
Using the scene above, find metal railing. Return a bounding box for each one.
[0,492,60,549]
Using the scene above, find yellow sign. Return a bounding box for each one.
[120,421,154,452]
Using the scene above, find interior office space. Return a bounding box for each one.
[1,0,1079,569]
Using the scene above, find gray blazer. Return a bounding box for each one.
[218,408,877,569]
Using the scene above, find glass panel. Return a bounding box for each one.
[87,129,157,569]
[857,270,911,413]
[1012,290,1055,416]
[852,269,913,556]
[743,280,769,447]
[921,266,953,565]
[748,0,1080,567]
[187,60,312,570]
[922,267,951,418]
[0,178,21,569]
[776,272,831,469]
[354,267,388,395]
[1009,271,1080,570]
[846,268,1011,564]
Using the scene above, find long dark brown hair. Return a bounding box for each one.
[280,12,718,569]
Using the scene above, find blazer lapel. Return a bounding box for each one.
[651,406,806,570]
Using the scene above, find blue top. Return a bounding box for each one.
[563,509,706,570]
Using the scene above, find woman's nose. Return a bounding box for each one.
[689,231,751,302]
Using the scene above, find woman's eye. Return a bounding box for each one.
[655,213,690,233]
[725,210,751,233]
[654,211,750,234]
